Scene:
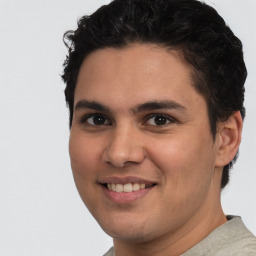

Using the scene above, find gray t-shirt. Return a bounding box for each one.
[103,216,256,256]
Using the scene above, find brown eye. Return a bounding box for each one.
[145,114,173,126]
[85,114,111,126]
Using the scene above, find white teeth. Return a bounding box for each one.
[115,184,123,193]
[133,183,140,191]
[107,183,148,192]
[124,183,133,192]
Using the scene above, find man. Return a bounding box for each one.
[62,0,256,255]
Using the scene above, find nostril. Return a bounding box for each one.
[101,135,145,167]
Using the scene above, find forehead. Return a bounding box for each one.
[75,44,206,112]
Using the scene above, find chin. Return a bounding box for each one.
[97,214,159,243]
[106,228,154,243]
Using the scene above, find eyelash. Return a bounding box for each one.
[144,113,175,126]
[80,114,111,126]
[80,113,175,127]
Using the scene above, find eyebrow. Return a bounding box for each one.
[74,100,186,113]
[74,100,110,112]
[133,100,186,113]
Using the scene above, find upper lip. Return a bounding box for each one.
[98,176,157,185]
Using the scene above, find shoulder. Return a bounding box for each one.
[215,229,256,255]
[183,216,256,256]
[103,247,115,256]
[210,216,256,256]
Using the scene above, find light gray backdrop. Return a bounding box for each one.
[0,0,255,255]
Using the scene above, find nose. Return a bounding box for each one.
[102,126,145,168]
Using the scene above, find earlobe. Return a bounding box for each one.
[215,111,243,167]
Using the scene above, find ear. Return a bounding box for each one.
[215,111,243,168]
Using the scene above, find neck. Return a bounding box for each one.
[113,192,227,256]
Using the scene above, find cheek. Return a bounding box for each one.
[148,132,216,189]
[68,132,103,202]
[69,132,103,209]
[69,132,100,175]
[147,134,216,221]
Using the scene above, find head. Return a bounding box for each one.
[62,1,247,250]
[62,0,246,190]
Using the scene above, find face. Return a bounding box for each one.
[69,44,223,244]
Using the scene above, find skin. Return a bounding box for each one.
[69,44,242,256]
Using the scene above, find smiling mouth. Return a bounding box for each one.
[104,183,156,193]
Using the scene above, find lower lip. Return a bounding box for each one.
[101,185,154,204]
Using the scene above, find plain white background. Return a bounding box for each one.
[0,0,255,255]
